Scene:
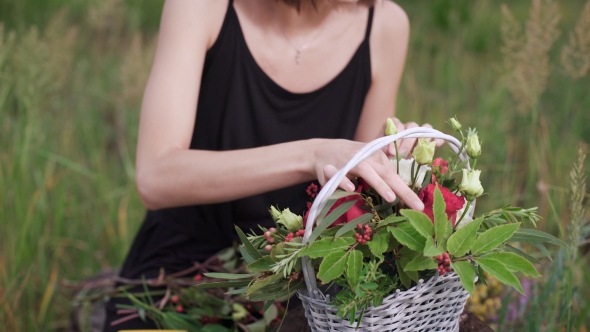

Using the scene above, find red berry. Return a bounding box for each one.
[176,305,184,313]
[264,244,272,251]
[432,174,437,183]
[267,237,274,243]
[264,231,271,237]
[171,295,179,303]
[443,252,450,259]
[357,224,363,229]
[441,166,449,175]
[436,255,442,262]
[433,158,443,167]
[439,270,445,276]
[194,274,203,281]
[444,258,450,265]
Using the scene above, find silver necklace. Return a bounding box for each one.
[271,4,330,64]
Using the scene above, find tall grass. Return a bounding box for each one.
[0,0,588,330]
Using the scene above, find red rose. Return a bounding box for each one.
[304,194,367,228]
[418,184,465,226]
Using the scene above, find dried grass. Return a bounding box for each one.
[561,1,590,80]
[500,0,561,114]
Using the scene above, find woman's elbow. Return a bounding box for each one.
[135,168,163,210]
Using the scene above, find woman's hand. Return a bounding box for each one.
[382,117,445,158]
[312,139,425,212]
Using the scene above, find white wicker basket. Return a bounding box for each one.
[298,127,474,332]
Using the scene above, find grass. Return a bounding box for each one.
[0,0,589,330]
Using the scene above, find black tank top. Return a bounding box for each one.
[119,0,374,279]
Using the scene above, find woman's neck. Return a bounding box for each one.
[270,0,344,38]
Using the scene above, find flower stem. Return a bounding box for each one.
[454,200,472,230]
[394,142,400,175]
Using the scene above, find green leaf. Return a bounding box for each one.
[226,286,248,295]
[433,185,449,242]
[447,217,484,257]
[239,246,256,264]
[532,242,552,261]
[483,252,541,278]
[245,273,283,296]
[388,223,426,251]
[396,260,411,288]
[367,229,390,260]
[247,280,305,301]
[509,229,566,247]
[471,223,520,256]
[317,251,349,283]
[377,215,407,228]
[451,261,476,294]
[204,272,257,279]
[329,190,361,200]
[334,213,374,238]
[423,236,443,257]
[263,303,278,324]
[262,300,273,313]
[235,226,263,260]
[300,237,355,258]
[248,256,276,272]
[475,257,524,294]
[400,209,434,238]
[404,255,438,271]
[504,244,541,264]
[346,250,363,288]
[309,200,357,244]
[196,280,251,289]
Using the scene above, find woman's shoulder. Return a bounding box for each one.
[159,0,229,50]
[372,0,410,41]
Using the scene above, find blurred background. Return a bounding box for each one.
[0,0,588,330]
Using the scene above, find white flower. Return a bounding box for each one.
[459,169,484,200]
[455,200,476,229]
[390,158,431,189]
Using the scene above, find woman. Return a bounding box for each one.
[104,0,432,329]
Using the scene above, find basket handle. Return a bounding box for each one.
[300,127,473,297]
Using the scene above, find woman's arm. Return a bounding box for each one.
[136,0,423,211]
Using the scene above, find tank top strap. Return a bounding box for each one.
[364,6,375,41]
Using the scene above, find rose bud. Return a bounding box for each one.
[277,208,304,232]
[448,116,462,132]
[385,118,398,136]
[459,169,484,200]
[412,138,436,165]
[466,134,482,159]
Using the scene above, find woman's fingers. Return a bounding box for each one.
[323,164,356,192]
[420,123,445,147]
[369,161,424,211]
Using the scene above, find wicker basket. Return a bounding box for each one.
[298,127,474,332]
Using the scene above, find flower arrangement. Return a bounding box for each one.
[206,117,564,326]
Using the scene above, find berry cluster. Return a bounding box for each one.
[432,158,449,183]
[306,183,319,198]
[436,252,452,275]
[285,229,306,242]
[355,224,372,244]
[264,227,277,243]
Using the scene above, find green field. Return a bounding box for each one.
[1,0,589,330]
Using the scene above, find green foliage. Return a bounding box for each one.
[447,217,483,256]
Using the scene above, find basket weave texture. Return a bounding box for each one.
[298,273,469,332]
[298,128,473,332]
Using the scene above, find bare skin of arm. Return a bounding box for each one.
[135,0,425,212]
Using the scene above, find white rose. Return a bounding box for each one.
[390,158,431,189]
[459,169,484,200]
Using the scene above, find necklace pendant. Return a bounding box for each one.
[295,50,301,64]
